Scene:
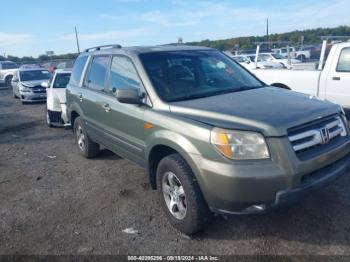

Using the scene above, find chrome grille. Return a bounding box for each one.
[288,116,347,153]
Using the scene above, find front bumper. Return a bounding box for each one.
[215,153,350,215]
[20,92,46,102]
[191,136,350,214]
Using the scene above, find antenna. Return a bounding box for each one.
[75,26,81,54]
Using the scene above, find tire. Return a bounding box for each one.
[73,116,99,158]
[46,110,53,128]
[5,76,13,89]
[156,153,212,235]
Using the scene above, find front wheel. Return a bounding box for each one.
[157,154,212,235]
[73,117,100,158]
[5,76,13,89]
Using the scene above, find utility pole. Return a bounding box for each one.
[266,18,269,48]
[75,26,81,53]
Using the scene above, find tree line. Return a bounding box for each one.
[1,26,349,63]
[0,53,78,64]
[186,26,350,51]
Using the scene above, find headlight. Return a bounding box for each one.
[210,128,270,160]
[19,84,32,92]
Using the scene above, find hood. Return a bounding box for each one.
[169,87,341,137]
[21,80,48,87]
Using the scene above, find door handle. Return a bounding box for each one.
[332,77,341,81]
[78,93,83,102]
[102,103,111,112]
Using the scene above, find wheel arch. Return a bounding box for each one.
[146,132,202,190]
[68,102,84,129]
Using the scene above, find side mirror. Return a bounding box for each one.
[12,78,18,83]
[41,81,49,88]
[115,88,142,104]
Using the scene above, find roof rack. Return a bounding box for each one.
[84,44,122,52]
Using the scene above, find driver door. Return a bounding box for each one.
[325,46,350,111]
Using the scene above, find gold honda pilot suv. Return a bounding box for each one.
[66,44,350,234]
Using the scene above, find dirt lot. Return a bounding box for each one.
[0,88,350,256]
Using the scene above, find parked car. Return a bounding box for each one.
[272,46,311,61]
[42,69,72,127]
[0,61,18,88]
[41,61,59,73]
[56,60,75,70]
[233,55,284,69]
[12,68,51,104]
[19,64,42,69]
[257,53,301,69]
[66,44,350,234]
[253,42,350,116]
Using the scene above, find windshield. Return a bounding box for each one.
[20,70,51,81]
[140,50,263,102]
[271,53,285,59]
[53,73,71,88]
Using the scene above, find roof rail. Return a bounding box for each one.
[84,44,122,52]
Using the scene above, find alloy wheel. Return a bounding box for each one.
[162,171,187,220]
[76,125,86,152]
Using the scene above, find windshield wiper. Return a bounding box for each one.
[168,88,242,102]
[237,85,264,91]
[168,86,264,102]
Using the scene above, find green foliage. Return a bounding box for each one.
[186,26,350,51]
[2,53,79,64]
[2,26,350,63]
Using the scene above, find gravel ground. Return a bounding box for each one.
[0,89,350,256]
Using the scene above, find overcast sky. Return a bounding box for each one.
[1,0,349,57]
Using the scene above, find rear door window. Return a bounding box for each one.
[53,73,71,88]
[85,56,109,91]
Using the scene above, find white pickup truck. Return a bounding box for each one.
[253,42,350,114]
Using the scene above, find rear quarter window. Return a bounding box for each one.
[1,63,18,70]
[70,56,88,86]
[336,47,350,72]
